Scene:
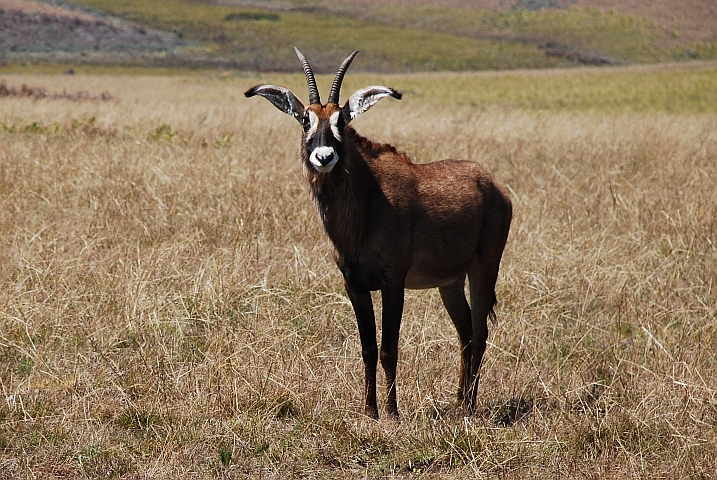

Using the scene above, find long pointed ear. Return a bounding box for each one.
[343,86,402,122]
[245,84,305,122]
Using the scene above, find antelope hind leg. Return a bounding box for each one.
[438,276,473,409]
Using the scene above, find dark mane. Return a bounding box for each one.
[349,127,410,164]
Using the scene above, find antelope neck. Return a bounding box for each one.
[307,128,374,258]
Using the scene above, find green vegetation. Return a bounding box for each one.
[1,63,716,113]
[250,63,717,113]
[349,6,667,63]
[224,12,280,22]
[70,0,561,71]
[382,66,717,112]
[66,0,717,72]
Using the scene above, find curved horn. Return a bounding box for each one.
[294,47,320,105]
[328,50,359,105]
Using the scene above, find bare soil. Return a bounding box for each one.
[0,0,178,56]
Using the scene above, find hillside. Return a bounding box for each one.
[311,0,717,44]
[0,0,185,66]
[570,0,717,44]
[1,0,716,71]
[216,0,717,46]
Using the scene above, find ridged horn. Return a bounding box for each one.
[294,47,320,105]
[328,50,359,105]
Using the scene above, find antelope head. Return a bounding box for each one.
[245,48,402,173]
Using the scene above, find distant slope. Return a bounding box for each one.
[210,0,717,65]
[216,0,717,45]
[55,0,572,72]
[2,0,715,71]
[0,0,182,64]
[571,0,717,44]
[324,0,717,45]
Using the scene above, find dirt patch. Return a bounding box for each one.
[0,1,179,56]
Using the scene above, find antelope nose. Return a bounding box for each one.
[316,151,334,165]
[309,146,338,171]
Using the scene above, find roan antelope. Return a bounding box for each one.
[245,48,512,419]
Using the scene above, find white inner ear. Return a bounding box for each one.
[306,110,319,140]
[329,111,342,141]
[347,86,396,120]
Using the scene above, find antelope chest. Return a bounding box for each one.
[335,254,404,292]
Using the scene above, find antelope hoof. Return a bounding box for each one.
[457,395,477,415]
[387,406,400,420]
[365,405,379,419]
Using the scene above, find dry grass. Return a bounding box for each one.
[0,72,716,478]
[0,0,97,20]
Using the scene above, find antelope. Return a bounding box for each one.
[245,48,512,419]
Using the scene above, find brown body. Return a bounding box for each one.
[246,49,512,418]
[306,114,512,417]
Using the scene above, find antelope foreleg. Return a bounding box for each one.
[380,286,405,419]
[345,283,378,418]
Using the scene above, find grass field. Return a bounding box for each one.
[57,0,563,71]
[1,65,716,478]
[4,0,716,73]
[54,0,717,71]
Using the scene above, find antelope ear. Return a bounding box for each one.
[245,84,305,122]
[343,86,402,122]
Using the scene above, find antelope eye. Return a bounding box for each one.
[300,115,309,126]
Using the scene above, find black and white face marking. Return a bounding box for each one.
[305,110,318,141]
[245,78,401,175]
[302,107,345,173]
[329,111,342,141]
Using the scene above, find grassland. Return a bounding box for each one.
[59,0,561,72]
[1,65,716,478]
[310,5,670,63]
[46,0,715,72]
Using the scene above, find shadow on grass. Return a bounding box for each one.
[483,397,534,426]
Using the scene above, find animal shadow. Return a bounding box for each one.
[483,397,534,426]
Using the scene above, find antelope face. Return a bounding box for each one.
[301,104,345,173]
[245,48,401,174]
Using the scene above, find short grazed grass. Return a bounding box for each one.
[0,68,716,478]
[332,62,717,113]
[4,61,716,112]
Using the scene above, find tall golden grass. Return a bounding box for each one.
[0,72,716,478]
